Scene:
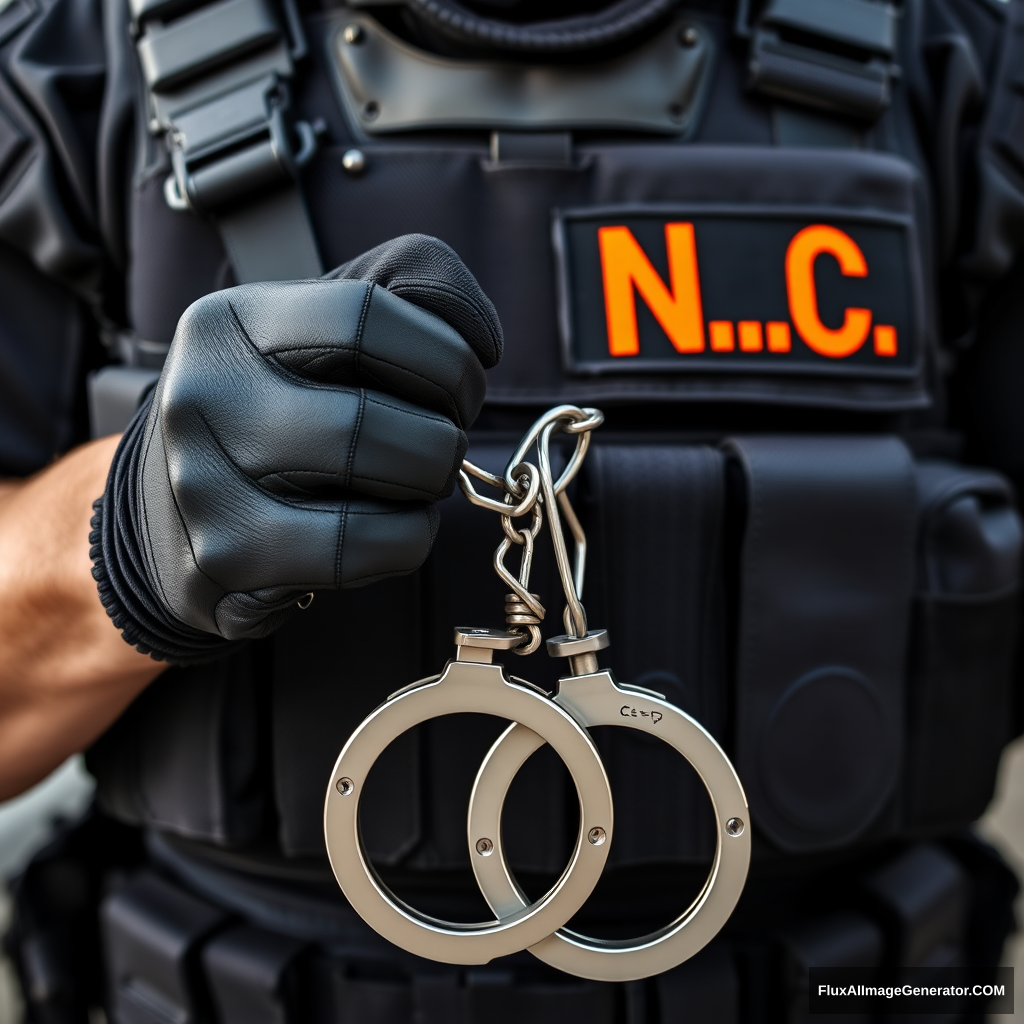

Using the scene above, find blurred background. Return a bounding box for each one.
[0,758,94,1023]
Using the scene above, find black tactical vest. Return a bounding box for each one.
[79,0,1024,907]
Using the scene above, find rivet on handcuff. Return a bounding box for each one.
[324,405,750,981]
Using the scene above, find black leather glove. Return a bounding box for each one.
[91,235,502,662]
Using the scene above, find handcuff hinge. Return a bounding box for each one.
[454,627,524,663]
[546,629,610,676]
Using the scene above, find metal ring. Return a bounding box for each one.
[468,670,750,981]
[460,460,540,518]
[503,406,601,497]
[324,658,615,964]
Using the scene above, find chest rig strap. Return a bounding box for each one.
[132,0,323,282]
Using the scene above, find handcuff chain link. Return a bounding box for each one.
[458,406,603,652]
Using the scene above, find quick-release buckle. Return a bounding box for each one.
[132,0,317,215]
[163,74,317,214]
[738,0,899,120]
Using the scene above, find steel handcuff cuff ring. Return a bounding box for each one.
[323,406,751,980]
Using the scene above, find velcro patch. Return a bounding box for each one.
[554,206,919,378]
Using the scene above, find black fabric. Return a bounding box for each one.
[129,162,234,347]
[87,644,266,846]
[0,242,85,474]
[903,462,1022,832]
[726,436,917,853]
[581,443,725,867]
[13,815,1016,1023]
[91,244,493,659]
[953,0,1024,311]
[0,0,106,305]
[271,581,424,860]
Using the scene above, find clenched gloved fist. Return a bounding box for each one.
[91,235,502,662]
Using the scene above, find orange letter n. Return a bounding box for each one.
[598,223,705,357]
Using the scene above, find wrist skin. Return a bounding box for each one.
[0,435,165,800]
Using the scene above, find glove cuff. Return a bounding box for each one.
[90,396,237,664]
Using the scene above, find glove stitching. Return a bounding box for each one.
[266,347,462,422]
[226,298,353,397]
[355,361,458,424]
[341,505,430,516]
[346,391,366,492]
[335,505,348,587]
[362,393,450,427]
[190,405,340,512]
[256,469,344,487]
[143,407,228,613]
[443,429,468,500]
[388,278,501,363]
[349,473,443,501]
[270,350,353,375]
[355,282,374,377]
[136,405,179,615]
[336,375,366,585]
[343,566,425,586]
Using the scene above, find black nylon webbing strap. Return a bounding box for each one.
[724,436,915,853]
[583,444,726,867]
[217,186,322,282]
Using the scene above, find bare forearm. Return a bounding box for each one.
[0,437,165,799]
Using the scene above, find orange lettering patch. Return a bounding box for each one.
[599,223,704,356]
[557,208,915,379]
[785,225,874,358]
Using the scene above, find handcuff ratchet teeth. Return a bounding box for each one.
[323,405,750,980]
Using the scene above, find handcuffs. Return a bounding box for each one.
[324,406,750,981]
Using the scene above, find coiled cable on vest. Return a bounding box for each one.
[403,0,678,53]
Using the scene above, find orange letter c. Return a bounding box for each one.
[785,225,872,358]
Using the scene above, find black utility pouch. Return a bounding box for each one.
[725,436,916,854]
[101,872,230,1024]
[903,464,1022,833]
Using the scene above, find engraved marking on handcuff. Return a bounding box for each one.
[620,705,663,723]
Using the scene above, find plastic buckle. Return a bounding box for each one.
[742,0,899,120]
[163,74,317,214]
